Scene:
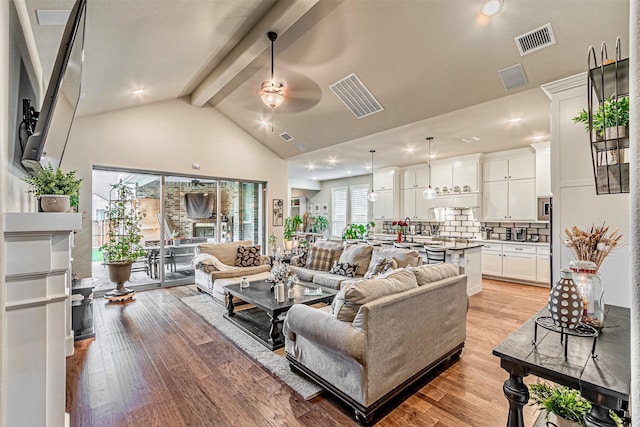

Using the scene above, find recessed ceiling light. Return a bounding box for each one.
[532,135,546,140]
[405,146,416,153]
[346,170,352,174]
[312,176,318,180]
[130,88,145,96]
[307,163,316,170]
[508,117,523,123]
[259,120,269,127]
[481,0,503,16]
[461,136,481,143]
[328,158,337,165]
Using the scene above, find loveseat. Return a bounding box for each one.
[283,264,467,424]
[290,241,421,290]
[193,240,271,303]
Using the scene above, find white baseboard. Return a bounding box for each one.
[467,284,482,296]
[66,333,74,357]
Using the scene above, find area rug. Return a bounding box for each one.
[181,294,323,400]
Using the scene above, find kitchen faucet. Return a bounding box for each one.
[404,217,413,242]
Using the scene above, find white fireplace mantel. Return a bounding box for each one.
[3,212,82,427]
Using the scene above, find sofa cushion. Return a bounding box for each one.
[338,244,373,277]
[330,269,418,322]
[313,240,344,264]
[289,265,318,282]
[329,261,358,277]
[312,273,352,290]
[364,257,397,279]
[305,246,335,271]
[197,240,253,266]
[408,263,460,286]
[368,247,420,269]
[235,245,262,267]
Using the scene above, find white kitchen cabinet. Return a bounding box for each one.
[481,242,503,276]
[452,160,479,191]
[483,179,536,221]
[402,188,432,220]
[430,163,453,190]
[461,247,483,296]
[502,244,537,282]
[403,167,429,189]
[536,246,551,284]
[372,189,394,219]
[373,170,395,191]
[483,153,534,182]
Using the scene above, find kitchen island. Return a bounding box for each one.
[370,234,483,296]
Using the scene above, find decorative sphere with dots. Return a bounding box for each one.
[548,268,583,329]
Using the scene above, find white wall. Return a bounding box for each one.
[62,98,288,278]
[1,0,9,424]
[543,74,630,308]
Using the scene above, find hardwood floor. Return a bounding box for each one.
[66,279,549,426]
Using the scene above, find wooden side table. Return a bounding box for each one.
[493,305,630,427]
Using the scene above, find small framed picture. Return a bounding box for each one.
[314,204,320,213]
[273,199,283,226]
[322,203,329,214]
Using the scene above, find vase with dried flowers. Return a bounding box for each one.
[564,223,623,329]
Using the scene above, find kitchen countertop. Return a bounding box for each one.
[476,239,549,247]
[370,234,549,248]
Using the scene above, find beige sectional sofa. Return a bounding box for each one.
[193,240,271,303]
[290,241,422,290]
[283,264,467,424]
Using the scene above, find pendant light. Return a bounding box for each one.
[423,137,437,200]
[367,149,378,202]
[260,31,286,131]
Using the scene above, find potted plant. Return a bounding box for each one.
[573,95,629,140]
[99,182,146,298]
[312,215,329,235]
[22,163,83,212]
[283,215,302,251]
[529,382,591,427]
[268,232,277,256]
[342,223,367,241]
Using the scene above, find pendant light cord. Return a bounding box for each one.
[427,137,433,188]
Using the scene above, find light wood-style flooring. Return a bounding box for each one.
[66,279,549,426]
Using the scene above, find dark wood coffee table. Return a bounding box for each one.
[224,280,337,350]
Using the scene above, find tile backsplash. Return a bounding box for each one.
[381,208,549,242]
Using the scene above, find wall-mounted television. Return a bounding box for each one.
[21,0,86,175]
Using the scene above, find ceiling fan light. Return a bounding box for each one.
[260,81,285,108]
[423,187,437,200]
[367,191,379,202]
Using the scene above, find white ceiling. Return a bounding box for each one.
[23,0,630,182]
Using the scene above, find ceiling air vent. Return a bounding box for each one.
[279,132,294,142]
[515,23,556,56]
[329,73,383,119]
[498,64,528,91]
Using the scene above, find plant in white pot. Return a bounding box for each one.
[99,182,146,299]
[529,382,591,427]
[283,215,302,252]
[22,163,83,212]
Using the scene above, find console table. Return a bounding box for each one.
[493,305,630,427]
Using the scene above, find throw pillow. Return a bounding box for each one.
[298,246,309,266]
[364,257,397,279]
[305,246,334,271]
[235,245,261,267]
[330,269,418,322]
[329,261,358,277]
[338,244,373,277]
[408,263,460,286]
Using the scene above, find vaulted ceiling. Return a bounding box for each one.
[23,0,630,181]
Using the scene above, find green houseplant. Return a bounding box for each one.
[573,95,629,139]
[529,382,591,427]
[283,215,302,251]
[99,182,146,297]
[342,223,366,240]
[312,215,329,234]
[22,163,83,212]
[268,232,277,255]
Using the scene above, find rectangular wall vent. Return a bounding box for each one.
[515,23,556,56]
[329,73,384,119]
[279,132,294,142]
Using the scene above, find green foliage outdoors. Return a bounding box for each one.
[99,182,146,263]
[573,95,629,133]
[268,232,277,247]
[283,215,302,240]
[529,382,591,424]
[22,163,83,207]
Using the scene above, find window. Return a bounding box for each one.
[331,187,347,237]
[350,184,369,225]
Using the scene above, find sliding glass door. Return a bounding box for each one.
[92,168,266,291]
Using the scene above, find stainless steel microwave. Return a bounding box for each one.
[537,197,551,221]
